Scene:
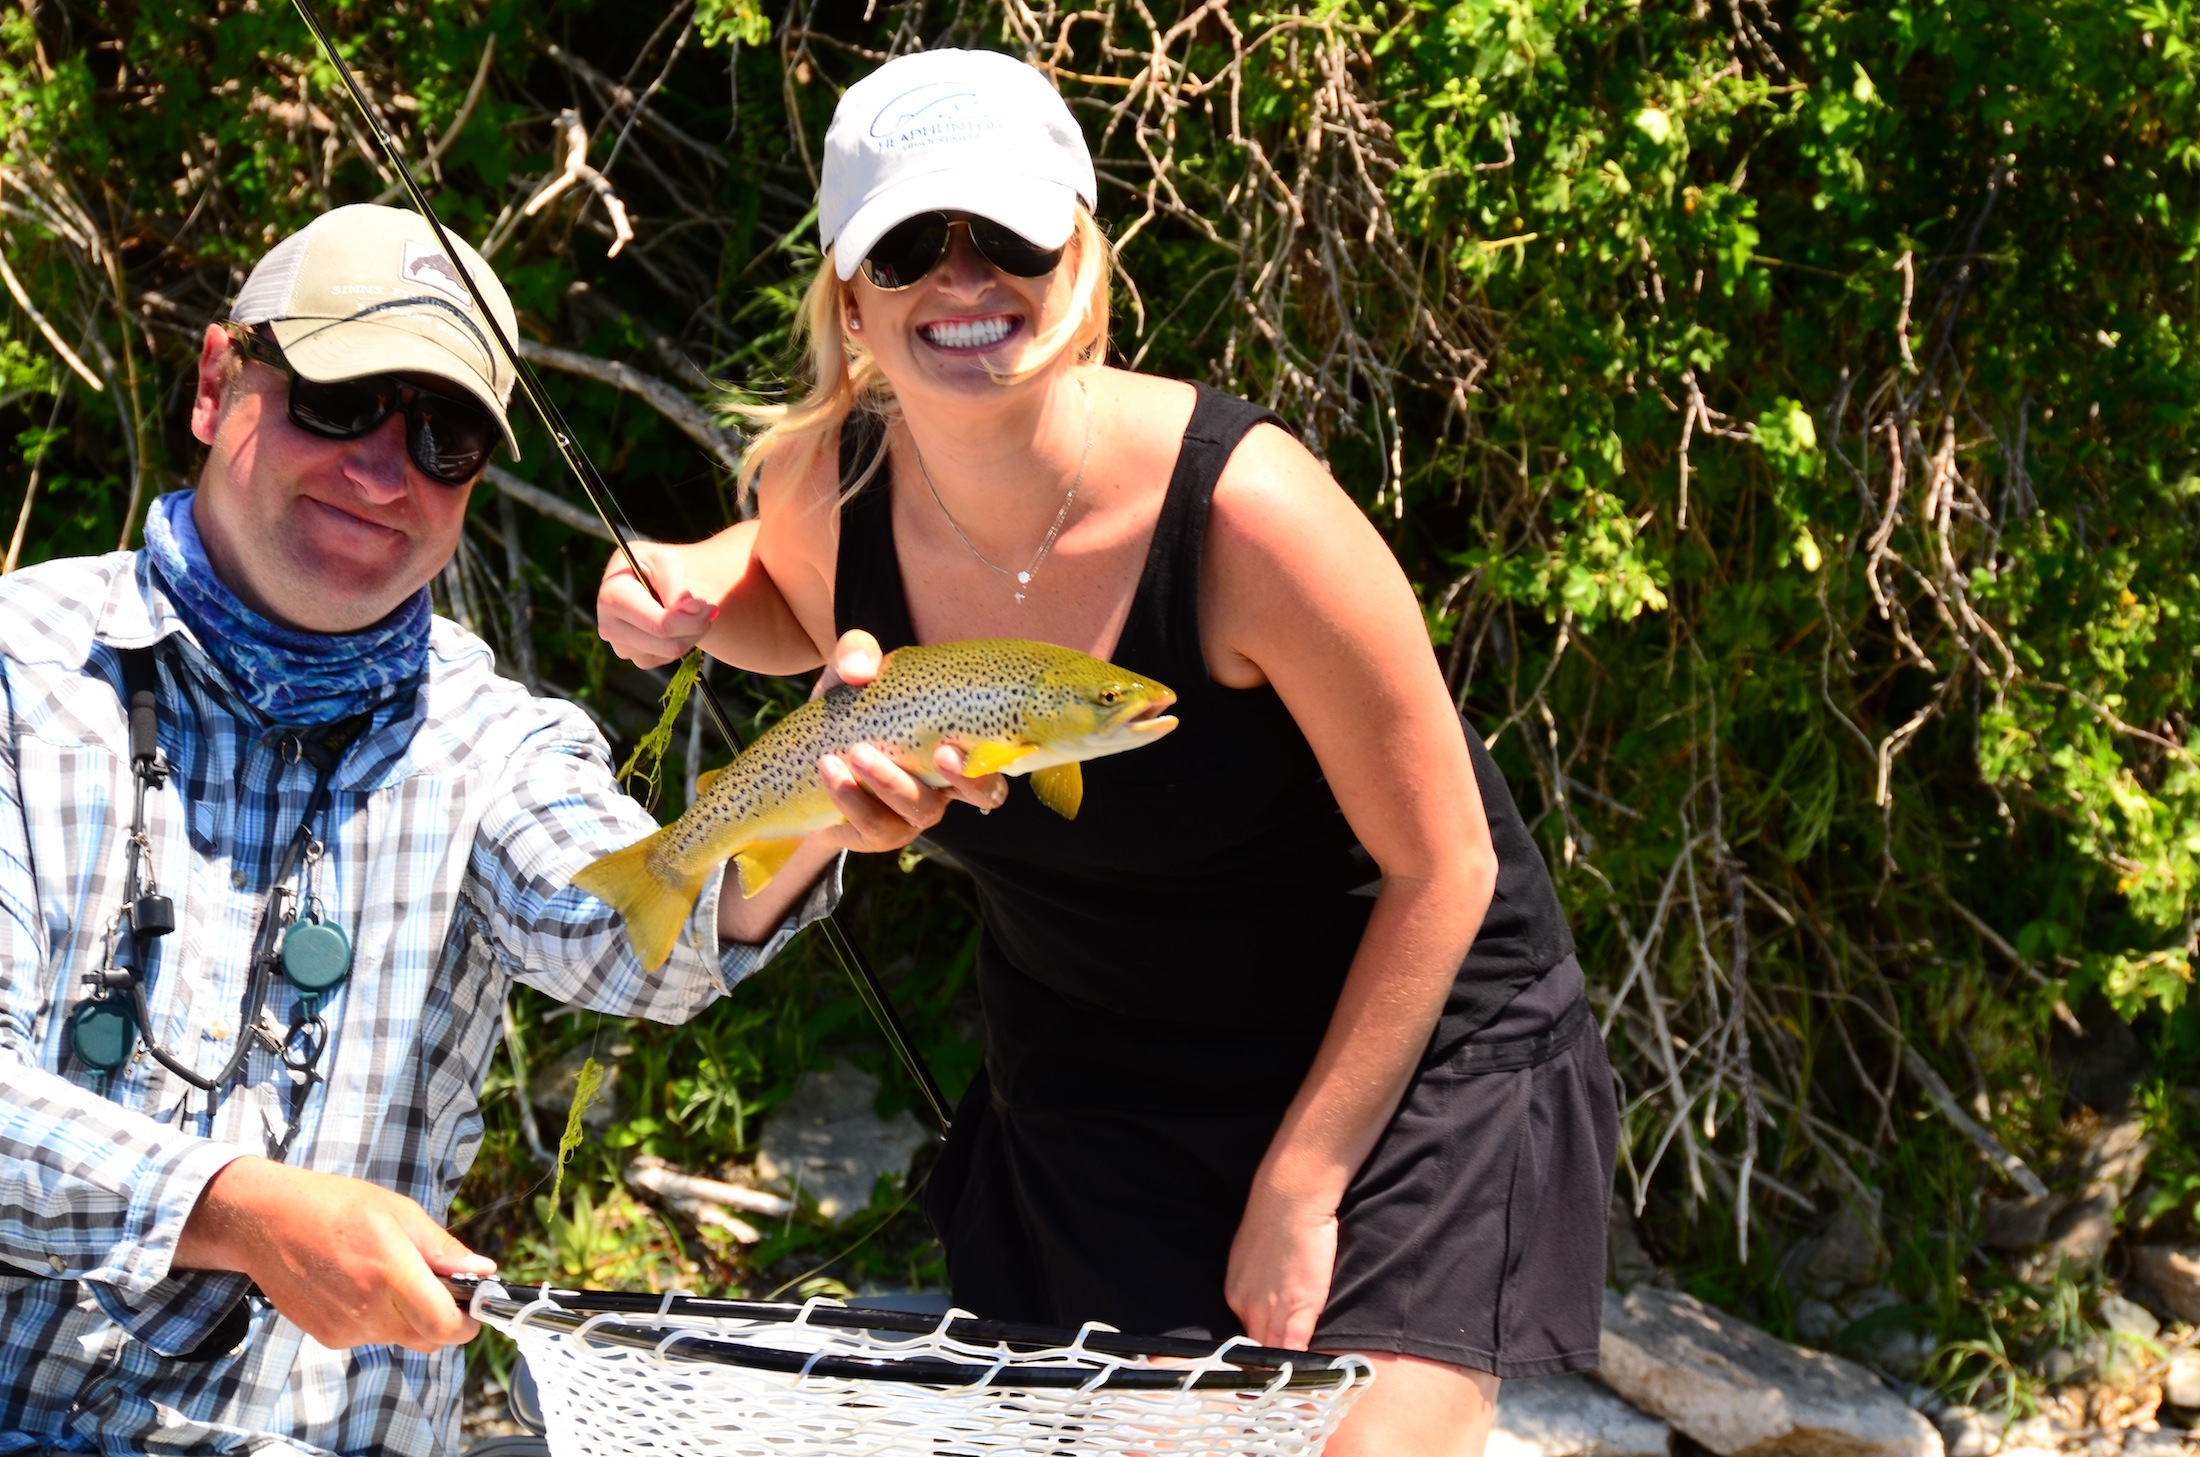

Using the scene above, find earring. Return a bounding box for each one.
[847,314,863,332]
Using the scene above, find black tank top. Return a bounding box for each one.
[833,384,1574,1115]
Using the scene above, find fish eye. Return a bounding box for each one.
[1099,687,1121,705]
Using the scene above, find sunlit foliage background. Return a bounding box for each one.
[5,0,2199,1415]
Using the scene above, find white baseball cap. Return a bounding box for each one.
[820,49,1097,282]
[231,203,521,456]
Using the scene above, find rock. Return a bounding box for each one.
[2164,1351,2200,1409]
[1488,1374,1674,1457]
[1795,1299,1843,1343]
[2001,1416,2061,1451]
[2096,1292,2162,1383]
[754,1061,932,1222]
[1981,1194,2060,1251]
[1859,1329,1933,1376]
[529,1041,631,1133]
[1598,1286,1944,1457]
[2123,1429,2186,1457]
[1782,1191,1888,1300]
[2132,1246,2200,1326]
[2100,1293,2162,1341]
[2020,1116,2152,1275]
[1822,1288,1933,1376]
[2081,1116,2156,1199]
[2040,1346,2084,1385]
[1934,1407,1995,1457]
[2043,1191,2120,1270]
[1612,1192,1661,1290]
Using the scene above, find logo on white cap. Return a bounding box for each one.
[869,82,1004,151]
[400,239,473,307]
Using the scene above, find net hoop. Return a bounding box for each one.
[465,1277,1373,1456]
[465,1278,1370,1393]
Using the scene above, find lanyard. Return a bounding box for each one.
[66,645,368,1148]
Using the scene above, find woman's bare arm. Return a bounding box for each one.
[1203,424,1499,1350]
[597,433,846,674]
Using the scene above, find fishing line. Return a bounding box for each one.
[288,0,951,1132]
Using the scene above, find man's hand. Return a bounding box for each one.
[598,542,718,670]
[1224,1182,1341,1351]
[809,630,1006,855]
[174,1157,494,1353]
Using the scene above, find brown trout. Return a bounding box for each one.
[574,640,1178,969]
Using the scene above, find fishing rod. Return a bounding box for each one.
[288,0,951,1133]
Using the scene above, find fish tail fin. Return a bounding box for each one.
[572,827,709,973]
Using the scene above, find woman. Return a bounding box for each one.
[598,47,1615,1457]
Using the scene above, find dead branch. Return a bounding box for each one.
[516,339,743,473]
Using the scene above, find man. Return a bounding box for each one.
[0,204,845,1456]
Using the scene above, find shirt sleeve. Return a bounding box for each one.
[0,665,255,1358]
[464,704,841,1022]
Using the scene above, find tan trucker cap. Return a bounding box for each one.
[231,203,521,457]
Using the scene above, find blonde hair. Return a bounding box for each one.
[735,208,1112,505]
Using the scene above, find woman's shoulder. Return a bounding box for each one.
[1202,404,1393,624]
[1091,367,1197,437]
[755,413,854,521]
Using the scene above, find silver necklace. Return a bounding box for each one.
[912,374,1092,605]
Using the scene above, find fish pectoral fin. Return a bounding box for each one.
[572,826,709,973]
[694,764,729,798]
[959,741,1037,777]
[732,837,808,898]
[1029,763,1083,819]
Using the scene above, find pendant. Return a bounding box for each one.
[68,995,136,1072]
[281,918,354,993]
[1013,591,1026,605]
[1017,571,1031,585]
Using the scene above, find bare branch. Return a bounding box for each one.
[516,339,743,474]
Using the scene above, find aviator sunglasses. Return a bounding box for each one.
[859,212,1066,291]
[224,323,502,486]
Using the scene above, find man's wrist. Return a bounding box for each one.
[173,1156,274,1279]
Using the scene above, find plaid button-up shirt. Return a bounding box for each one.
[0,550,829,1455]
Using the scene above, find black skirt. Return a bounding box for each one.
[923,957,1619,1377]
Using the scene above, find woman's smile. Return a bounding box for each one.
[915,313,1023,352]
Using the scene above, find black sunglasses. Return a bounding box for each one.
[859,212,1067,291]
[224,323,502,486]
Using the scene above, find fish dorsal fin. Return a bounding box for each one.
[1030,763,1083,819]
[694,764,729,798]
[732,837,807,898]
[961,741,1037,777]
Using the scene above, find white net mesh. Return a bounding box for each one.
[479,1286,1371,1457]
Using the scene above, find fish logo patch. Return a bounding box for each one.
[400,240,473,307]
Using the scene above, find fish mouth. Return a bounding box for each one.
[1107,692,1178,738]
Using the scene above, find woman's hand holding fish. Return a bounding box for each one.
[810,629,1008,852]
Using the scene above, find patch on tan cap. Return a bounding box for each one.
[400,239,473,307]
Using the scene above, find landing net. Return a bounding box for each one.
[469,1279,1372,1456]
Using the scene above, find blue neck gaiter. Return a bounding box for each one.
[141,490,430,726]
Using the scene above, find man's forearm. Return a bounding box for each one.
[0,1055,249,1291]
[172,1156,492,1352]
[717,835,842,944]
